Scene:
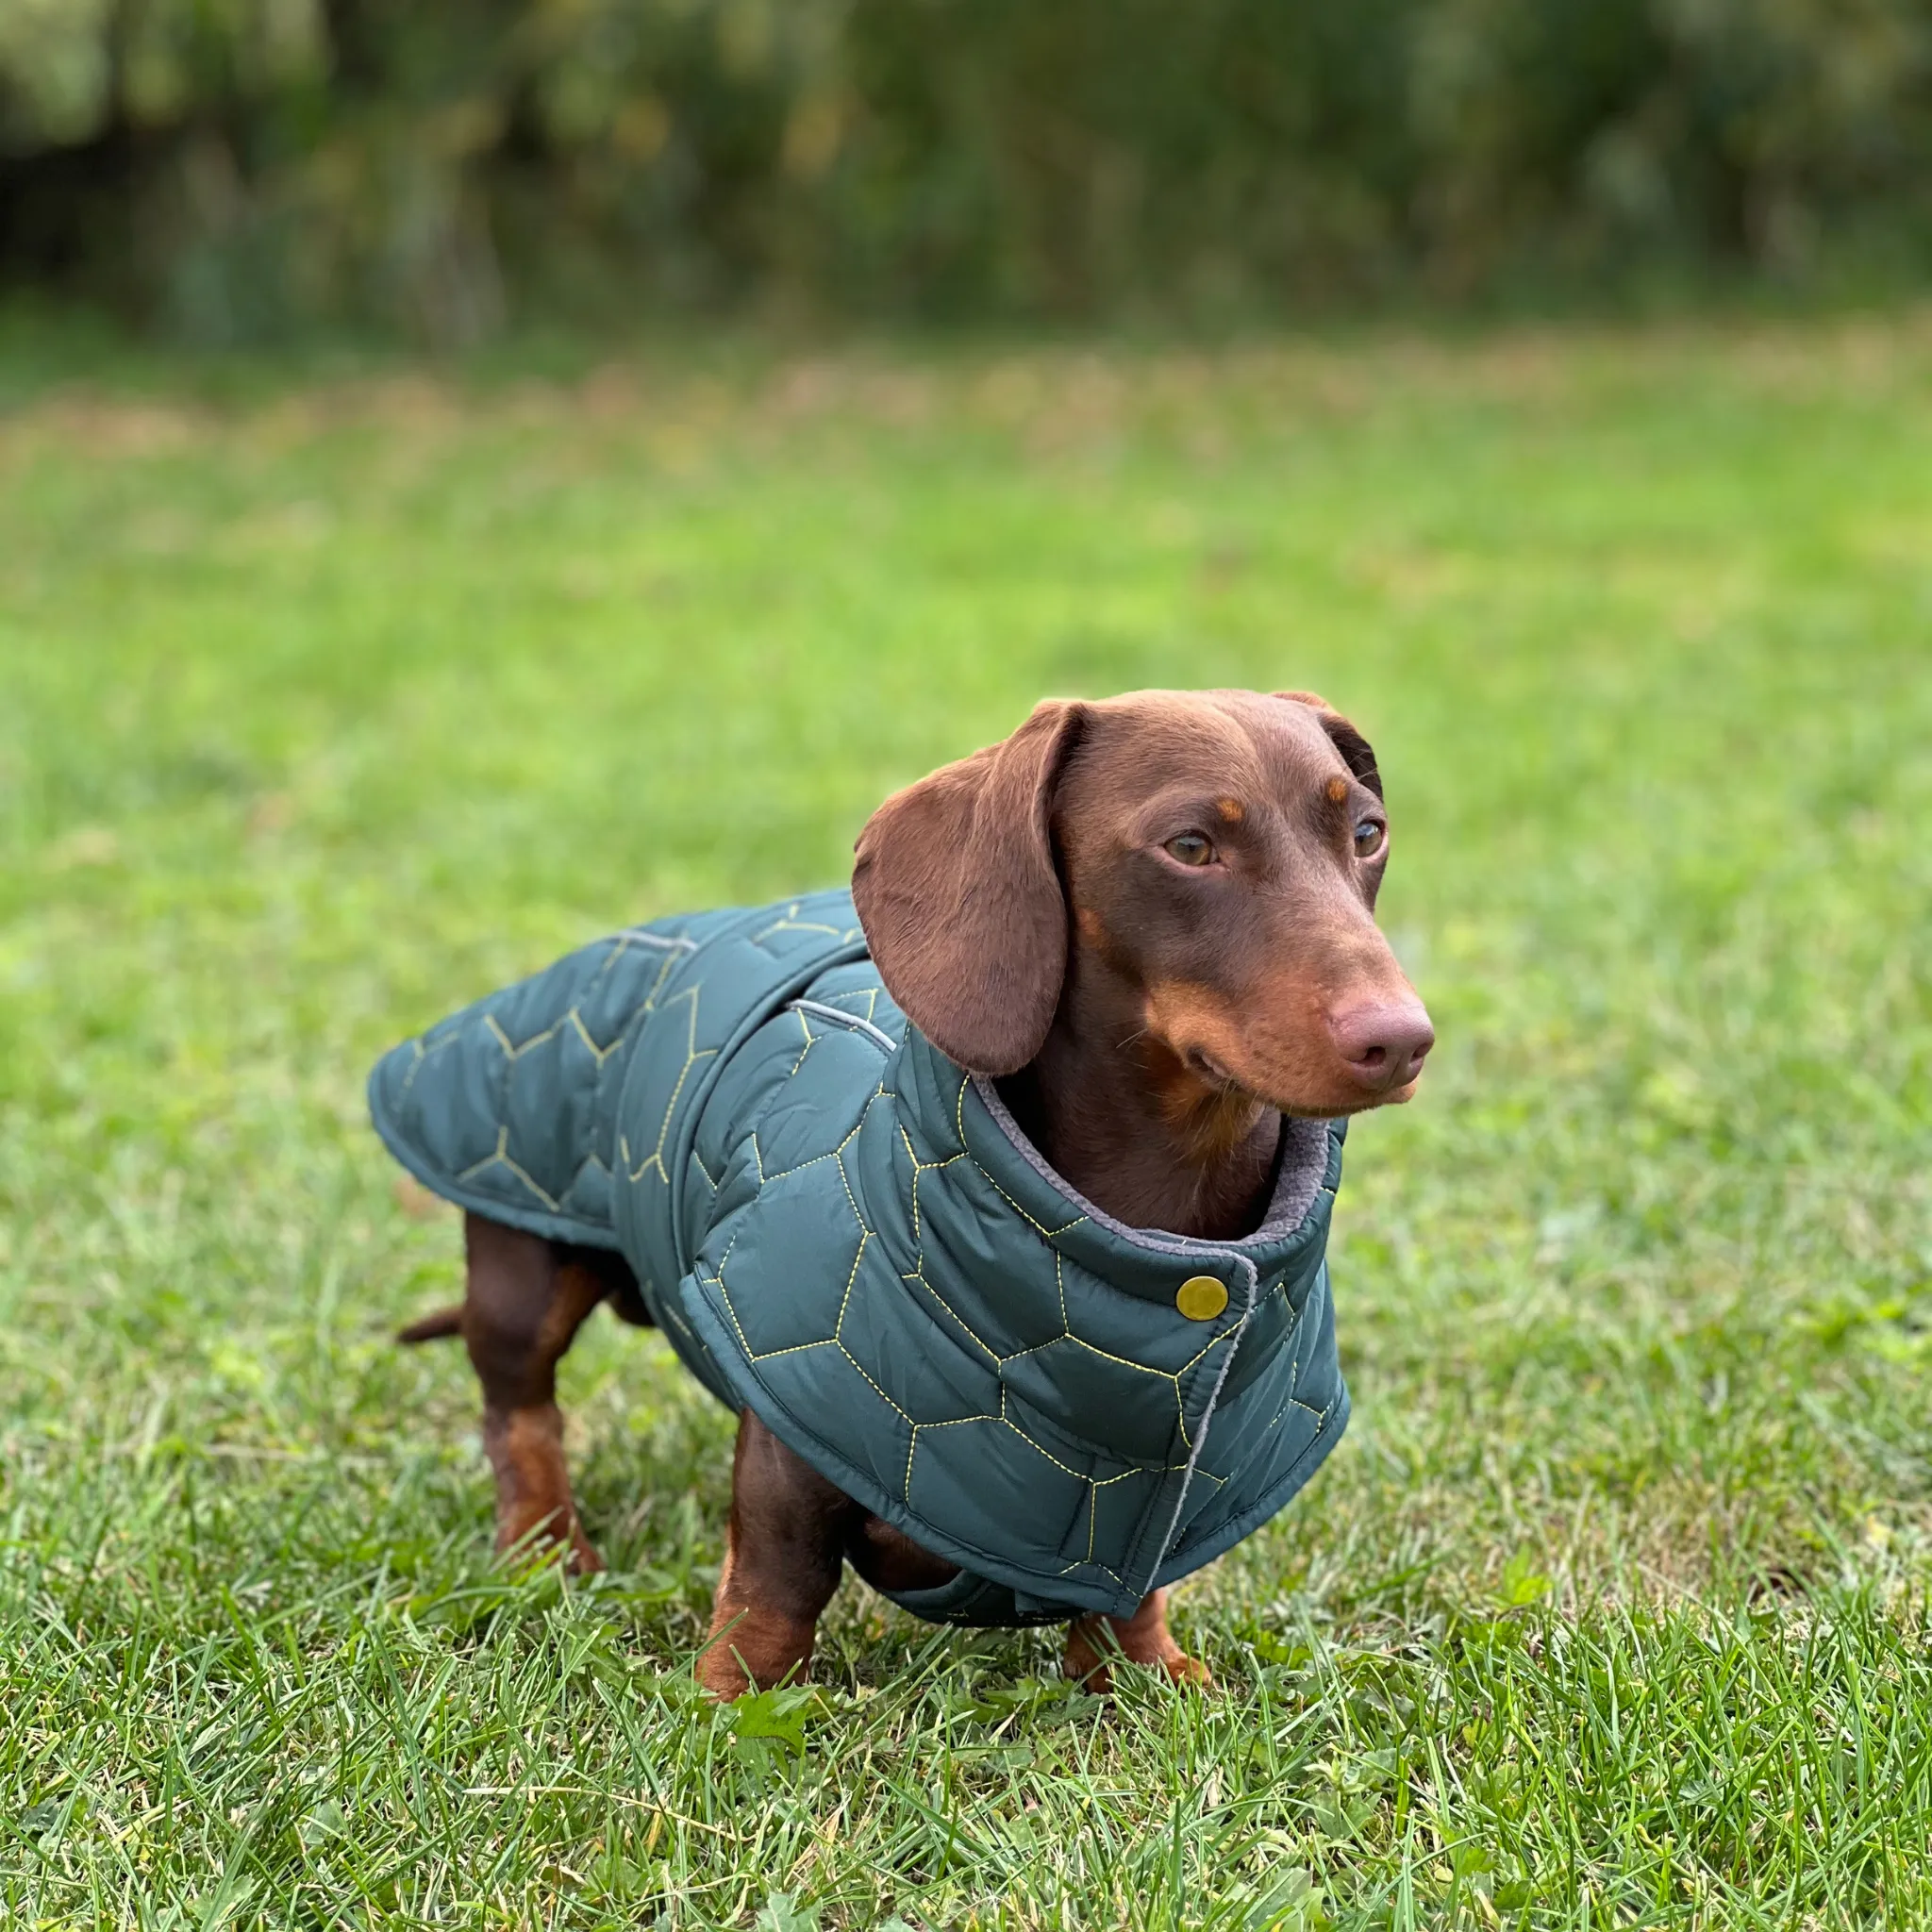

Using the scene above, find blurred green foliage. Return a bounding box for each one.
[2,0,1930,339]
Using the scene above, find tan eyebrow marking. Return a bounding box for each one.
[1325,776,1350,804]
[1216,797,1244,823]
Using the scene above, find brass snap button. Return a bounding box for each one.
[1175,1274,1228,1322]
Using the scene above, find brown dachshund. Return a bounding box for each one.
[397,690,1432,1696]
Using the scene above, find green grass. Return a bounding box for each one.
[2,313,1930,1929]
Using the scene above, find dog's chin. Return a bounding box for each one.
[1178,1045,1424,1121]
[1216,1063,1424,1120]
[1322,1074,1423,1116]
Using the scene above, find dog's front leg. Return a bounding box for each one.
[1063,1588,1211,1693]
[700,1410,855,1700]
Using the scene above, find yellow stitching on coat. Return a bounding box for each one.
[569,1008,621,1062]
[755,1112,868,1187]
[837,1341,912,1422]
[999,1417,1082,1482]
[835,1151,871,1241]
[625,987,714,1182]
[975,1170,1057,1240]
[1055,1334,1175,1380]
[455,1125,512,1183]
[1174,1308,1257,1376]
[641,947,681,1008]
[977,1166,1089,1242]
[833,1226,871,1339]
[900,1268,1003,1363]
[786,1007,815,1079]
[451,1124,563,1209]
[752,917,849,941]
[747,1337,839,1363]
[626,1041,718,1181]
[714,1278,757,1358]
[396,1036,451,1096]
[496,1145,561,1210]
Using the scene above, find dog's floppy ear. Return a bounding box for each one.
[1276,690,1383,799]
[853,700,1087,1075]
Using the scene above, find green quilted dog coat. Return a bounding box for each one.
[370,889,1351,1625]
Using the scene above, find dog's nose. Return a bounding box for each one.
[1330,998,1435,1091]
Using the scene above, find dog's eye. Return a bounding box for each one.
[1354,819,1386,858]
[1164,833,1216,867]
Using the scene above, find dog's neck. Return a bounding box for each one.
[997,975,1284,1242]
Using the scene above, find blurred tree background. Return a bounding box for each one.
[1,0,1929,343]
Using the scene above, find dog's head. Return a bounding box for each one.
[852,688,1432,1118]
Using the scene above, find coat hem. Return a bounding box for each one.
[1151,1380,1351,1590]
[677,1281,1148,1622]
[368,1071,623,1252]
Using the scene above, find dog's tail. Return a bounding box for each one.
[397,1304,464,1344]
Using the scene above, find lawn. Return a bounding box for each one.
[2,314,1930,1929]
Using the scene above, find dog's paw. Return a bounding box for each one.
[1063,1654,1111,1694]
[496,1507,603,1578]
[697,1646,811,1703]
[1062,1650,1212,1695]
[696,1610,816,1701]
[697,1649,754,1702]
[1062,1609,1213,1694]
